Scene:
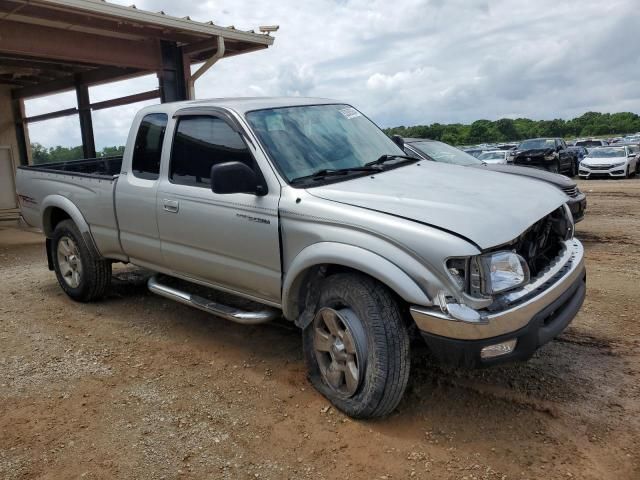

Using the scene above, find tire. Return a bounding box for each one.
[549,161,560,174]
[625,166,630,179]
[51,219,111,302]
[570,160,577,178]
[302,273,410,419]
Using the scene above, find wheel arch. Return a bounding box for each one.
[41,195,102,261]
[42,195,91,238]
[282,242,432,327]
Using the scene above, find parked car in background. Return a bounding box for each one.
[568,145,589,171]
[578,145,638,179]
[495,143,518,151]
[477,150,509,164]
[568,145,589,161]
[463,148,486,158]
[512,138,577,176]
[399,138,586,222]
[574,139,608,148]
[16,98,587,419]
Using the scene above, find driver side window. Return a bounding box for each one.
[170,116,255,188]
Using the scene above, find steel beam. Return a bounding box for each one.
[10,98,29,165]
[24,107,78,124]
[12,66,144,99]
[75,81,96,159]
[90,89,160,111]
[158,41,188,103]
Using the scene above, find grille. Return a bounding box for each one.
[561,185,578,197]
[587,164,612,170]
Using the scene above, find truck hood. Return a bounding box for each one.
[514,148,554,158]
[474,163,575,188]
[581,156,626,166]
[307,162,568,250]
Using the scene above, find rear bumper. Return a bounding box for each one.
[410,239,586,367]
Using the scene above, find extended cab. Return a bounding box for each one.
[16,98,586,419]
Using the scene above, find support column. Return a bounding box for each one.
[158,41,188,103]
[75,79,96,159]
[11,98,30,166]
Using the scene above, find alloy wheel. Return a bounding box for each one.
[312,307,366,398]
[57,236,83,288]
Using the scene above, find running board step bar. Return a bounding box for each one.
[147,275,280,325]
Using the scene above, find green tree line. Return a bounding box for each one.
[31,143,125,165]
[384,111,640,145]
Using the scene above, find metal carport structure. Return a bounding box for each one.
[0,0,275,218]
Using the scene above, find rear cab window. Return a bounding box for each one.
[131,113,168,180]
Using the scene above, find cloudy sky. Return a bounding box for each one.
[26,0,640,149]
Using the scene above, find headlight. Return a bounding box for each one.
[612,160,626,167]
[478,251,530,294]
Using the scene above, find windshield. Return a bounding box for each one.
[587,147,626,158]
[245,104,404,182]
[518,139,556,150]
[576,140,605,147]
[478,151,505,161]
[411,141,481,166]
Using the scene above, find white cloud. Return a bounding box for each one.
[23,0,640,148]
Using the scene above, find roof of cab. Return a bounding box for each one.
[139,97,342,116]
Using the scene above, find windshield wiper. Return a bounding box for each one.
[290,166,380,185]
[365,154,417,167]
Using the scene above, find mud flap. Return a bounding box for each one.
[45,238,54,271]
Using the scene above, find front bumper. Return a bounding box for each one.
[579,163,627,178]
[567,193,587,223]
[410,239,586,367]
[513,156,549,169]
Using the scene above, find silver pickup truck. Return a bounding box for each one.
[16,97,586,419]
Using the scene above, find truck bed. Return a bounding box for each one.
[20,156,123,179]
[15,155,125,259]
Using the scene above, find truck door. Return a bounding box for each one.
[115,113,168,267]
[156,112,281,305]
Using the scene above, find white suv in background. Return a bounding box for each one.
[579,145,639,179]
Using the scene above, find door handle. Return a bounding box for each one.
[163,199,179,213]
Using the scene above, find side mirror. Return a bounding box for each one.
[210,161,265,196]
[391,135,405,149]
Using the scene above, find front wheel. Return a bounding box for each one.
[549,160,560,174]
[302,273,410,419]
[51,220,111,302]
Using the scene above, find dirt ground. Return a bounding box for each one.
[1,179,639,480]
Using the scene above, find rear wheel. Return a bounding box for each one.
[302,273,410,419]
[51,220,111,302]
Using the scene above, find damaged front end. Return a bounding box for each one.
[410,205,586,367]
[513,148,557,168]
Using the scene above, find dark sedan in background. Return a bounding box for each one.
[397,137,587,223]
